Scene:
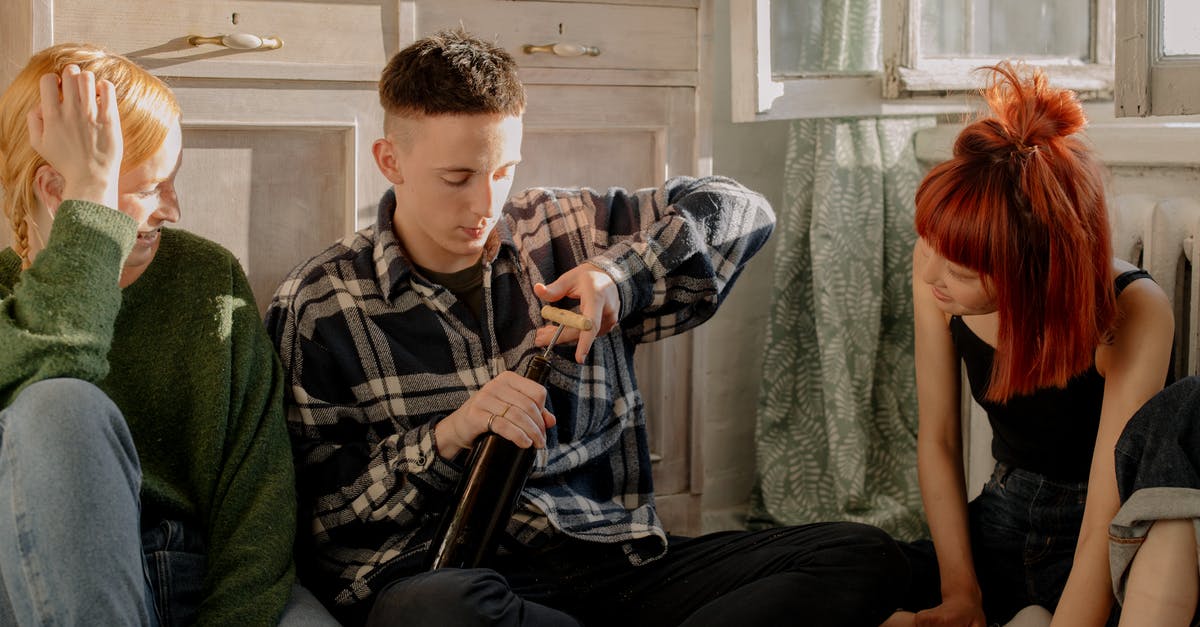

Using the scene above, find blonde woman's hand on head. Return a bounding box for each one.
[26,64,123,210]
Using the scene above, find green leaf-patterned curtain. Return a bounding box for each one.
[749,0,935,540]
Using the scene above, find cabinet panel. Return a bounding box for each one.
[522,0,699,6]
[176,126,353,312]
[519,84,696,184]
[520,130,660,191]
[169,83,387,312]
[517,84,687,192]
[53,1,394,80]
[516,83,698,517]
[420,1,697,72]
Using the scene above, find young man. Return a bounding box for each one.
[267,30,907,627]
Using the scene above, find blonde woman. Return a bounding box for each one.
[0,44,298,625]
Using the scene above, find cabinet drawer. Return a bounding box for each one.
[53,1,390,81]
[420,1,698,73]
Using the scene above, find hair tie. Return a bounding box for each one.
[1013,140,1038,156]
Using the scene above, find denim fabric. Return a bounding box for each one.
[142,519,206,627]
[970,464,1100,621]
[1109,376,1200,621]
[0,379,156,625]
[0,379,215,627]
[903,462,1118,626]
[1113,376,1200,500]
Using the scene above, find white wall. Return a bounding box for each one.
[696,0,791,531]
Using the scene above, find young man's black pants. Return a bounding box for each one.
[365,521,907,626]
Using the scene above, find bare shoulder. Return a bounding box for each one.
[1104,259,1173,363]
[1096,259,1174,423]
[1110,259,1172,323]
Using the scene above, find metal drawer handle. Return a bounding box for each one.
[188,33,283,51]
[522,42,600,57]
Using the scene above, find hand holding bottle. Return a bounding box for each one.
[435,371,556,459]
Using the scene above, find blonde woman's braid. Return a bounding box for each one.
[13,207,30,267]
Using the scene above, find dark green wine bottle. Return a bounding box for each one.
[426,354,551,570]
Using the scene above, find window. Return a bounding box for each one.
[1116,0,1200,116]
[731,0,1115,122]
[887,0,1113,96]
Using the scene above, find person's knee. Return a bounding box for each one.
[825,523,910,601]
[856,523,906,560]
[4,379,128,454]
[367,569,518,627]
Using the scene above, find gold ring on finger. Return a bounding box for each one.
[487,413,498,434]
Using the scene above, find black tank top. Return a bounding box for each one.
[950,269,1152,481]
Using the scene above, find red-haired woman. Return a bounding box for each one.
[884,63,1190,627]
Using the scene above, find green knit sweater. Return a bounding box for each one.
[0,201,296,626]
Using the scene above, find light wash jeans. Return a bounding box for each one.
[0,378,161,626]
[0,379,341,626]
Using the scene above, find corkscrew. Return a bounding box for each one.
[524,305,594,380]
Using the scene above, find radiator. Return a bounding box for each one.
[1111,194,1200,379]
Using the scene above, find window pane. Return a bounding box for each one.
[770,0,825,75]
[921,0,1091,60]
[1163,0,1200,57]
[921,0,968,57]
[770,0,880,76]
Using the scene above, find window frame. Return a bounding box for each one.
[1115,0,1200,117]
[730,0,1116,122]
[884,0,1115,97]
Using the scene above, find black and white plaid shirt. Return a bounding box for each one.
[266,176,775,609]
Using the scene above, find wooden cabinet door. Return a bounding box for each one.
[517,83,702,535]
[166,84,386,312]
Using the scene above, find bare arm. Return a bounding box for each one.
[1051,275,1173,627]
[911,242,987,627]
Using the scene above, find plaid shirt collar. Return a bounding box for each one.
[373,188,519,302]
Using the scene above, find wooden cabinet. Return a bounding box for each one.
[2,0,708,536]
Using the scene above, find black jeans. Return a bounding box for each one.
[901,463,1118,626]
[365,522,907,627]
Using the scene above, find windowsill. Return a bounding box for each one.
[734,75,973,122]
[915,101,1200,167]
[894,61,1112,96]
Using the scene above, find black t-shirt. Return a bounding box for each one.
[415,257,485,321]
[952,269,1153,482]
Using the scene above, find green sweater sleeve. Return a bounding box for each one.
[0,201,135,408]
[194,262,296,627]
